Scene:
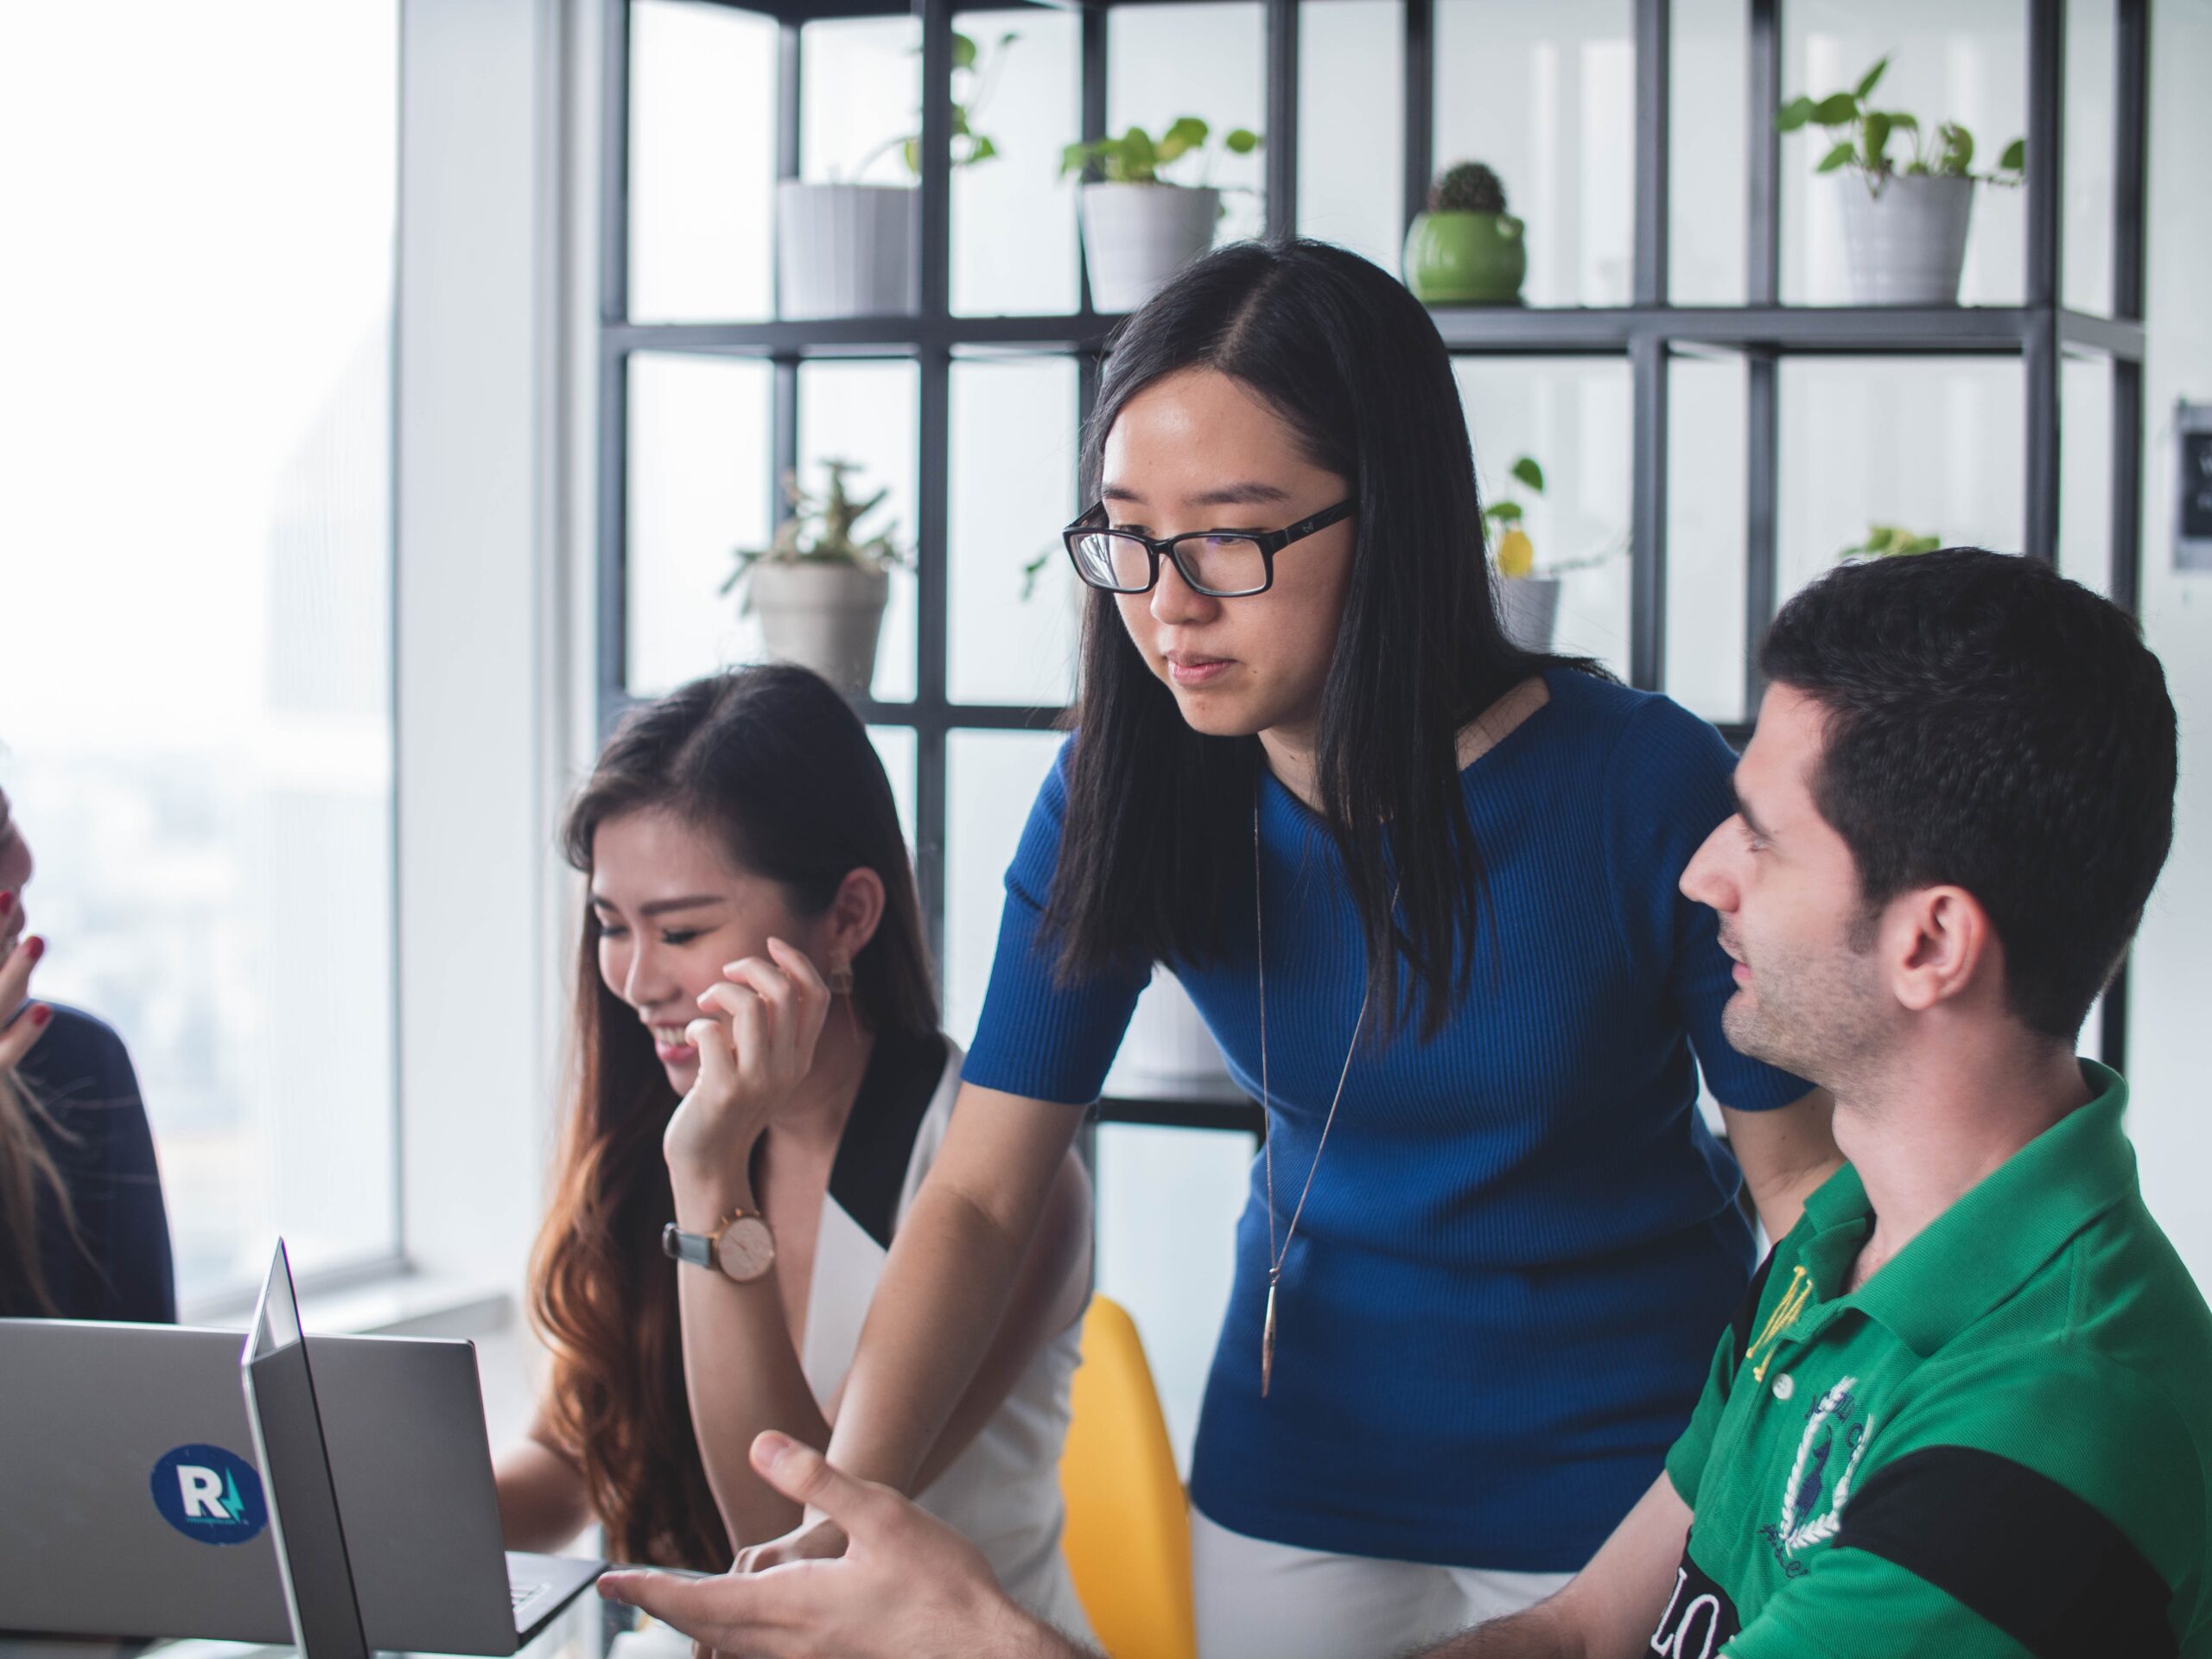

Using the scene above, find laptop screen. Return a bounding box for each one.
[243,1241,371,1659]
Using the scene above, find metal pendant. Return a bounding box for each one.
[1262,1277,1278,1398]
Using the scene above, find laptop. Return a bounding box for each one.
[0,1247,601,1651]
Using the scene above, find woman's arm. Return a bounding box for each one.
[905,1143,1090,1495]
[493,1411,595,1553]
[664,942,842,1551]
[1719,1089,1841,1243]
[822,1084,1084,1494]
[731,1094,1087,1571]
[667,1147,836,1550]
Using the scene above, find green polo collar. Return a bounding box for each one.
[1794,1060,2138,1358]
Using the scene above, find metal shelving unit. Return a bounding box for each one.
[596,0,2150,1110]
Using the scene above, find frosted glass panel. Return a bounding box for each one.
[1779,0,2025,307]
[1454,358,1635,677]
[868,725,918,860]
[944,730,1063,1046]
[2063,0,2118,316]
[802,17,922,183]
[626,354,775,697]
[1669,0,1747,306]
[1095,1123,1251,1473]
[1666,354,1750,725]
[798,361,919,702]
[950,357,1083,706]
[1777,358,2024,607]
[1108,5,1268,253]
[953,10,1081,317]
[630,0,777,324]
[2061,354,2115,600]
[1297,0,1404,274]
[1434,0,1637,308]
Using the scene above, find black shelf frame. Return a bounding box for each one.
[597,0,2151,1112]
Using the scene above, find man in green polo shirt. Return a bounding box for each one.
[1407,547,2211,1657]
[599,546,2210,1656]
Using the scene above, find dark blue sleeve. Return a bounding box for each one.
[1603,698,1812,1114]
[961,742,1151,1105]
[29,1007,177,1323]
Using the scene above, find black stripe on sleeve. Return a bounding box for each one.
[1721,1247,1778,1399]
[1836,1444,2177,1659]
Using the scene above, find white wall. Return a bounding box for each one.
[397,0,576,1309]
[2117,1,2212,1285]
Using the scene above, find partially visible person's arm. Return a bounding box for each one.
[494,1410,595,1553]
[1414,1473,1694,1659]
[601,1431,1094,1659]
[1719,1089,1840,1243]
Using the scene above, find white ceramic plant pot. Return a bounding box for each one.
[1079,183,1222,314]
[1109,969,1242,1103]
[747,562,892,695]
[777,181,919,320]
[1836,173,1976,305]
[1496,575,1560,652]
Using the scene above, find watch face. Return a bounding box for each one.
[716,1215,777,1284]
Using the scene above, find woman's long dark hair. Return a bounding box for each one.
[1046,238,1606,1040]
[529,664,937,1567]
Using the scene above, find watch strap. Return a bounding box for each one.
[661,1221,717,1270]
[662,1207,772,1276]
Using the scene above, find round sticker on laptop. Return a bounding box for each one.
[150,1444,268,1544]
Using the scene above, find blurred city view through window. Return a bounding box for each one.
[0,3,401,1306]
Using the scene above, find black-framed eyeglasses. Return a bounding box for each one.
[1060,499,1356,597]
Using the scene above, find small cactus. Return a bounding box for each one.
[1430,161,1508,215]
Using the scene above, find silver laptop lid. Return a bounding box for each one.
[0,1321,531,1652]
[242,1241,370,1659]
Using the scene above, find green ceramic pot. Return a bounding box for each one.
[1403,210,1527,303]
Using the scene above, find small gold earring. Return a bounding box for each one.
[826,962,855,995]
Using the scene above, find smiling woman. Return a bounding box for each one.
[493,665,1093,1641]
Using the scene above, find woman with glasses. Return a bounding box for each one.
[745,240,1836,1657]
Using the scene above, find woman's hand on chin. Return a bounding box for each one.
[663,938,834,1186]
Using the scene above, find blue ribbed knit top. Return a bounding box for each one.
[963,669,1810,1571]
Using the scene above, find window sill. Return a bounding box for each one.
[180,1263,513,1341]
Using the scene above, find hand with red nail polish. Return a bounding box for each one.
[0,927,50,1075]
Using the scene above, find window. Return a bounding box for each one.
[0,3,401,1306]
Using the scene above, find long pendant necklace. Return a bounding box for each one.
[1255,786,1387,1398]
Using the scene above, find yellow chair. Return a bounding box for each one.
[1059,1295,1198,1659]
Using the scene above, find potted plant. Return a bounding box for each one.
[1403,162,1527,305]
[1840,523,1942,561]
[1060,118,1262,314]
[723,460,908,695]
[1777,57,2024,306]
[779,29,1015,320]
[1485,455,1557,649]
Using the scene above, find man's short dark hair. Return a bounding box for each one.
[1760,547,2177,1043]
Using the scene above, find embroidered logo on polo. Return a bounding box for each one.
[1759,1375,1875,1566]
[1649,1553,1740,1658]
[1744,1263,1813,1382]
[149,1442,269,1545]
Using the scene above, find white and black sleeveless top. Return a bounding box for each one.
[800,1029,1093,1642]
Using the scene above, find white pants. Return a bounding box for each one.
[1192,1507,1574,1659]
